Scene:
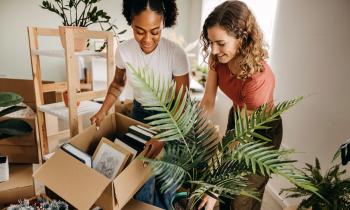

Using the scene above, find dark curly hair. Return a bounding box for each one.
[122,0,178,28]
[201,0,268,80]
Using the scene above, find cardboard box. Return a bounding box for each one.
[0,164,35,206]
[0,116,39,164]
[0,78,57,112]
[34,113,161,210]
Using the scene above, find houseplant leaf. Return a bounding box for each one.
[129,63,319,208]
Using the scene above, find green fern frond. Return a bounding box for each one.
[225,97,303,147]
[129,64,197,144]
[189,180,258,208]
[142,144,194,193]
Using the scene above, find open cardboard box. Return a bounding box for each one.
[33,113,162,210]
[0,164,35,207]
[0,116,39,164]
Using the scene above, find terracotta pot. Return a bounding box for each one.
[62,91,80,107]
[58,26,87,51]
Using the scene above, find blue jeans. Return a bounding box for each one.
[132,100,175,210]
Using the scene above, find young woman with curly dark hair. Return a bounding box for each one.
[199,1,283,210]
[91,0,189,209]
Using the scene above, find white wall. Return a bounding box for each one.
[0,0,200,80]
[269,0,350,206]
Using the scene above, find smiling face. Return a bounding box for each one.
[207,25,241,64]
[131,9,163,54]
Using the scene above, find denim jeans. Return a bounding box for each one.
[132,100,175,210]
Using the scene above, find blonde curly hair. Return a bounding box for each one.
[200,0,268,80]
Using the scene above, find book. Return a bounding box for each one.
[0,156,9,182]
[114,137,137,159]
[61,143,92,168]
[136,125,158,136]
[120,133,147,155]
[128,125,154,141]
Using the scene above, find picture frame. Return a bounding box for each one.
[92,137,131,179]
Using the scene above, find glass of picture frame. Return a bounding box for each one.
[92,137,131,179]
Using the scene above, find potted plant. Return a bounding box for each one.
[281,156,350,210]
[129,64,321,209]
[40,0,126,51]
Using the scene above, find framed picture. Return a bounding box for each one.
[92,137,131,179]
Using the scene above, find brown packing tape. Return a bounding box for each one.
[33,150,110,210]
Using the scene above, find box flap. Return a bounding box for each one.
[113,159,152,209]
[33,150,110,210]
[70,113,117,154]
[122,199,163,210]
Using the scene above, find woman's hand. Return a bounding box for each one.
[198,193,218,210]
[144,139,164,159]
[90,111,106,127]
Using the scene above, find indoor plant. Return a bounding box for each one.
[281,157,350,210]
[129,64,321,209]
[40,0,126,51]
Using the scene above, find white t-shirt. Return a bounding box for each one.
[115,37,189,101]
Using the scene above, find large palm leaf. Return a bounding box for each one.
[129,64,319,207]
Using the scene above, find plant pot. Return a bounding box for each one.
[58,26,87,51]
[62,91,80,107]
[172,192,200,210]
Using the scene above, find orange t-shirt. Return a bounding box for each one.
[214,63,275,110]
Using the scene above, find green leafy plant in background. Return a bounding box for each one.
[129,64,322,209]
[40,0,126,51]
[0,92,32,140]
[281,156,350,210]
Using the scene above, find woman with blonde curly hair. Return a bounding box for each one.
[199,1,283,210]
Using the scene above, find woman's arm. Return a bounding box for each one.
[174,73,190,95]
[200,69,218,114]
[90,67,126,126]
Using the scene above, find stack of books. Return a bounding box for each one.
[114,125,157,157]
[61,143,92,168]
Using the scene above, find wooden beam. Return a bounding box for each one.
[77,90,106,101]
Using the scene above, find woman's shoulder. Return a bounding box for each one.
[160,38,185,53]
[250,62,275,82]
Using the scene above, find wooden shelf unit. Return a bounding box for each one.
[27,26,114,158]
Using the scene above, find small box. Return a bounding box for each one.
[33,113,162,210]
[0,116,39,164]
[0,164,35,206]
[0,156,9,182]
